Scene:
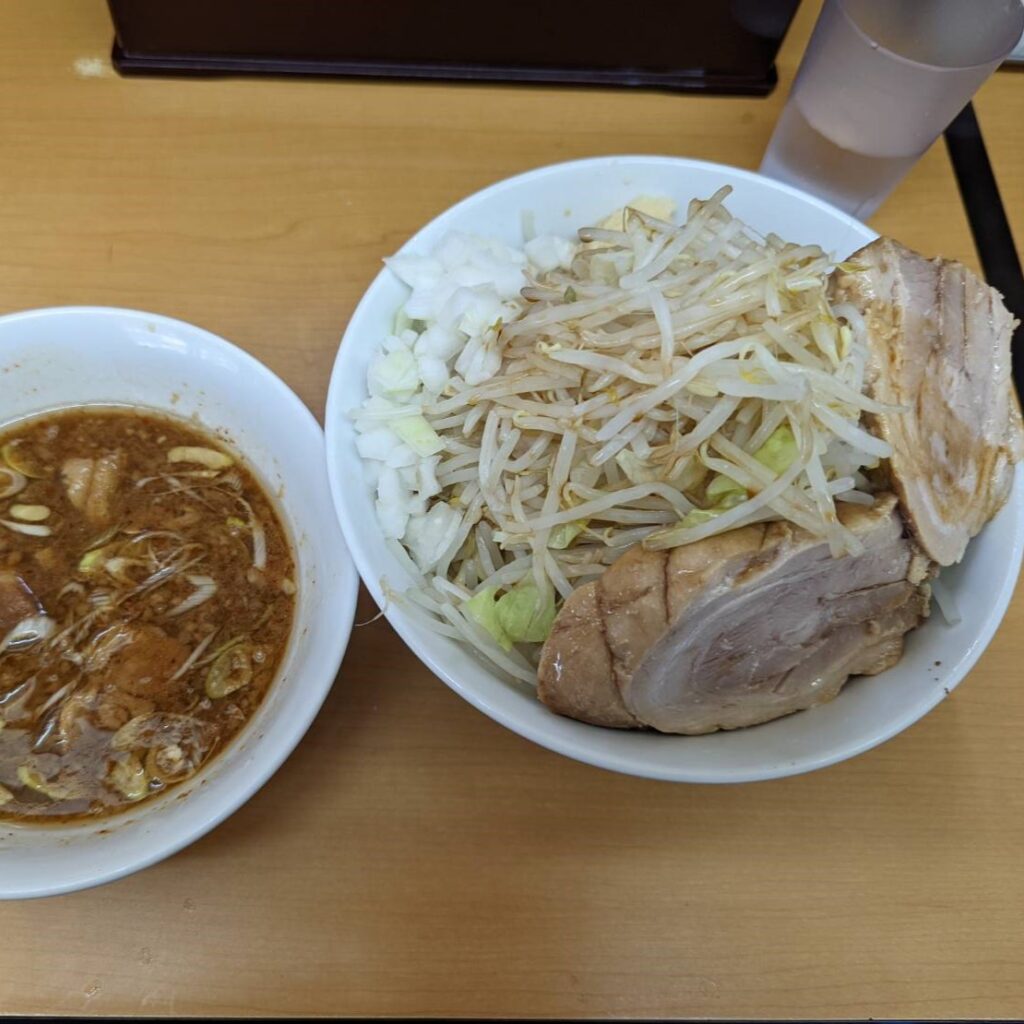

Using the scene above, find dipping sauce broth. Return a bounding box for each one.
[0,409,295,822]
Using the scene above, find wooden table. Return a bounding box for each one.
[2,1,1023,1018]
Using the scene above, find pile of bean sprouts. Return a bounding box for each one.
[354,188,891,682]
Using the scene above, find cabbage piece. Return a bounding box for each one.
[463,587,512,650]
[705,424,798,504]
[675,491,746,530]
[704,473,746,505]
[754,424,798,475]
[547,520,587,550]
[615,449,660,485]
[495,580,557,643]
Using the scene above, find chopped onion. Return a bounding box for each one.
[36,680,76,716]
[169,629,220,683]
[250,518,266,570]
[0,615,55,655]
[0,519,51,537]
[167,446,234,469]
[8,504,51,522]
[236,498,267,570]
[0,467,27,500]
[167,574,218,617]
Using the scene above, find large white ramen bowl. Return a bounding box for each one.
[326,155,1024,783]
[0,306,358,898]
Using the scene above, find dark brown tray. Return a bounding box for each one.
[108,0,800,96]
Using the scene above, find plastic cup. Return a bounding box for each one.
[760,0,1024,219]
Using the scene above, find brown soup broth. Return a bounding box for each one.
[0,409,296,822]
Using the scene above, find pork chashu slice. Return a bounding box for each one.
[537,495,930,734]
[831,238,1023,566]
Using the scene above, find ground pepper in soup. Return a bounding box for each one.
[0,409,295,822]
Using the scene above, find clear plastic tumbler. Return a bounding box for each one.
[760,0,1024,219]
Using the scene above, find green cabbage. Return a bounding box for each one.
[547,520,586,550]
[753,424,797,475]
[496,581,557,643]
[686,424,798,529]
[464,587,512,650]
[704,424,797,505]
[464,580,558,647]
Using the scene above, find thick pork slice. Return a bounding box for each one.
[537,495,930,734]
[830,238,1022,566]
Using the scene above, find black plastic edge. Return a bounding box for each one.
[944,101,1024,393]
[109,44,778,96]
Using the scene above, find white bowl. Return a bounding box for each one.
[326,155,1024,783]
[0,306,358,898]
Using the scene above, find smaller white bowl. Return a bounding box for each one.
[326,155,1024,784]
[0,306,358,899]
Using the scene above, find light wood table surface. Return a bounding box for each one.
[2,1,1023,1019]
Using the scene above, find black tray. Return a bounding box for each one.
[108,0,800,96]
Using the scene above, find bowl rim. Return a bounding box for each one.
[0,304,359,898]
[325,154,1024,783]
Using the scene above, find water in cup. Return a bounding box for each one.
[760,100,921,220]
[761,0,1024,219]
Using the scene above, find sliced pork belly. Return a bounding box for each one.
[538,495,930,734]
[830,238,1022,566]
